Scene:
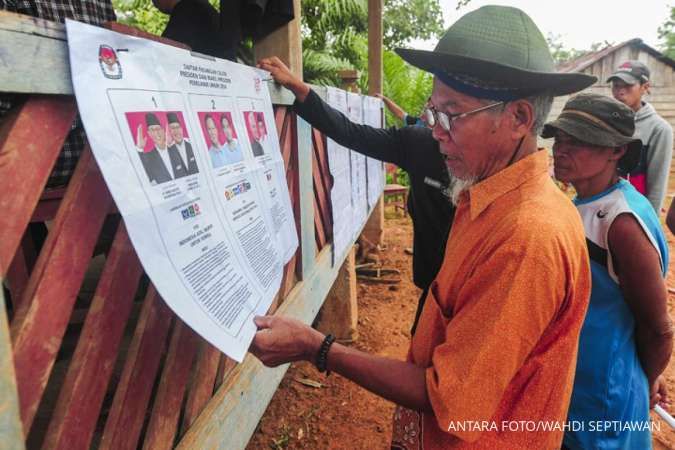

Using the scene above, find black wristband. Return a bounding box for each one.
[315,334,335,375]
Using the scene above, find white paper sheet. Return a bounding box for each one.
[66,20,297,362]
[364,96,385,209]
[325,87,354,264]
[346,92,369,239]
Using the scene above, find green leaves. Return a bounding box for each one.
[658,7,675,59]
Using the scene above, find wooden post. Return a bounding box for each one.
[0,283,25,450]
[253,0,303,79]
[368,0,383,97]
[364,0,385,246]
[338,69,360,93]
[315,246,358,342]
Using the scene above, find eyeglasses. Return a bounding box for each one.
[422,101,504,132]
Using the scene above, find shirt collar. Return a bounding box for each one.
[467,150,549,220]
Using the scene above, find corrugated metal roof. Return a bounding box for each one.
[556,38,675,73]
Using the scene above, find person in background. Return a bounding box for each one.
[375,93,425,127]
[608,60,673,213]
[152,0,227,59]
[545,93,672,450]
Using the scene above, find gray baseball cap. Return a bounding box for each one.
[606,60,650,85]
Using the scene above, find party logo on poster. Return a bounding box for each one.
[99,44,122,80]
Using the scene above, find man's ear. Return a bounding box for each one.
[610,145,628,162]
[641,81,651,96]
[506,100,534,139]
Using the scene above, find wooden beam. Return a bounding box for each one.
[0,96,78,277]
[10,148,113,433]
[0,284,25,450]
[367,0,384,96]
[253,0,303,79]
[315,246,358,341]
[99,287,173,450]
[42,224,143,450]
[0,11,298,105]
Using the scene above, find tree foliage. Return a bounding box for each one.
[658,6,675,59]
[383,0,444,49]
[300,0,442,124]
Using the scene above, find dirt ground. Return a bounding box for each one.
[247,210,675,450]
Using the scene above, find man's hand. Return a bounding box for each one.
[257,57,310,102]
[249,315,324,367]
[651,375,670,409]
[136,124,146,151]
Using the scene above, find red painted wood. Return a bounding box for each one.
[10,147,113,433]
[99,287,173,450]
[42,224,143,450]
[142,320,200,450]
[0,96,77,276]
[314,196,327,249]
[214,355,237,392]
[6,238,31,304]
[181,343,221,432]
[312,130,332,247]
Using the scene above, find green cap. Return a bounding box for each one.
[395,5,596,98]
[541,93,642,172]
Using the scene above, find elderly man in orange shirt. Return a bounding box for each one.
[249,6,594,449]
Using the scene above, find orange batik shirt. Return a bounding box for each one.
[391,151,591,450]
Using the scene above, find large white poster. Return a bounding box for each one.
[67,20,297,362]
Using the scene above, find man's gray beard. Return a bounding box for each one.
[446,170,477,206]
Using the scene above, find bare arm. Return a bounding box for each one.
[375,93,407,121]
[250,315,432,412]
[608,213,673,387]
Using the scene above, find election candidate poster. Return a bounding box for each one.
[67,20,297,362]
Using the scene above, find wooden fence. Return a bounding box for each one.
[0,11,368,450]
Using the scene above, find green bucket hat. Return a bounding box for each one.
[395,5,596,99]
[541,93,642,172]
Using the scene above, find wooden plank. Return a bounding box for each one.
[314,195,327,249]
[6,240,31,304]
[141,321,200,450]
[41,224,143,450]
[0,11,72,95]
[0,284,25,450]
[214,355,237,392]
[0,95,77,276]
[312,129,332,244]
[0,11,297,105]
[297,117,316,279]
[180,343,221,432]
[10,147,113,433]
[99,287,173,450]
[175,245,348,450]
